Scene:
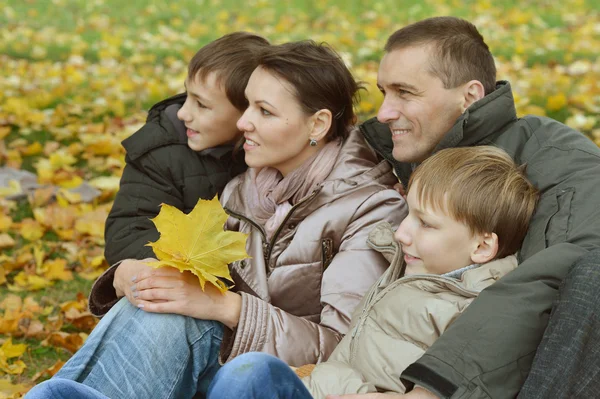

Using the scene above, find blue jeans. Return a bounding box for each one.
[207,352,312,399]
[50,298,224,399]
[25,378,108,399]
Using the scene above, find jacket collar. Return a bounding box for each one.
[360,81,518,184]
[223,128,396,222]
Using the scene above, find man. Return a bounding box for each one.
[350,16,600,399]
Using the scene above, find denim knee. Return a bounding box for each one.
[25,378,109,399]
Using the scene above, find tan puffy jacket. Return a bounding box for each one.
[303,222,518,397]
[218,129,407,366]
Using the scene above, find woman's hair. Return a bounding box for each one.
[408,146,539,259]
[188,32,270,112]
[257,41,362,141]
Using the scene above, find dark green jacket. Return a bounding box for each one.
[93,94,246,315]
[360,81,600,398]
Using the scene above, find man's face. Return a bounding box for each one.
[377,45,466,163]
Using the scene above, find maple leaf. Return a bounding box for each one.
[146,196,249,292]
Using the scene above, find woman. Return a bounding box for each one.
[28,41,406,399]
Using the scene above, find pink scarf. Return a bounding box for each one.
[245,139,342,240]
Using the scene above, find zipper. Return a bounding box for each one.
[223,207,268,259]
[348,273,479,362]
[264,189,320,269]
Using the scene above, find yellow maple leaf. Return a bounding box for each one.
[146,196,249,292]
[0,338,27,359]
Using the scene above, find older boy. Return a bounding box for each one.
[205,145,539,399]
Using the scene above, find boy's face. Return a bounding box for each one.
[394,183,480,275]
[177,71,243,152]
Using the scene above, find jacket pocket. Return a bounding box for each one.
[545,188,574,246]
[321,238,335,271]
[519,187,574,261]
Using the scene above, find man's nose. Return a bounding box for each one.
[377,97,401,124]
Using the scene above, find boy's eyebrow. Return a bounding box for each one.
[184,80,211,104]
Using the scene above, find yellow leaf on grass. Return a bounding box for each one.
[0,338,27,358]
[0,234,15,249]
[44,258,73,281]
[19,218,45,241]
[0,180,21,198]
[0,214,13,232]
[0,377,29,397]
[146,196,249,292]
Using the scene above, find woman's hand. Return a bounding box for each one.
[113,258,158,305]
[131,266,242,329]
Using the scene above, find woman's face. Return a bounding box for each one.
[177,71,243,152]
[237,67,320,176]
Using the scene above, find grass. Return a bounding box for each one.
[1,0,599,392]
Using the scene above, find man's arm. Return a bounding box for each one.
[400,242,587,398]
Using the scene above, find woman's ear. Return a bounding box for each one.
[461,80,485,112]
[309,109,332,142]
[470,232,498,264]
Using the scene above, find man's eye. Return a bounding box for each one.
[398,88,411,95]
[260,107,272,116]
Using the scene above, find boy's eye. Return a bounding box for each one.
[419,219,431,228]
[197,101,208,109]
[260,107,272,116]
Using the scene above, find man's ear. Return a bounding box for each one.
[309,109,332,142]
[461,80,485,112]
[471,232,498,264]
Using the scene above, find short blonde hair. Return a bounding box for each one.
[408,146,539,258]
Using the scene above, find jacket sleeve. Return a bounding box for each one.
[401,145,600,398]
[91,149,187,316]
[220,189,408,366]
[104,149,187,264]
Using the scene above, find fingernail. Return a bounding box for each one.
[133,292,139,298]
[131,284,136,292]
[131,275,137,282]
[137,304,144,309]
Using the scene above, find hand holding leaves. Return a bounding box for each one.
[145,196,250,292]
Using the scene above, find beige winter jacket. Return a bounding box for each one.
[303,222,518,397]
[218,129,407,366]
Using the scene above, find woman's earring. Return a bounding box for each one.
[309,138,318,147]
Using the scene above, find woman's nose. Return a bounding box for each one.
[236,110,253,132]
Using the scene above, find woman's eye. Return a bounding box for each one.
[260,107,272,116]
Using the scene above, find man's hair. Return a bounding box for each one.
[257,41,362,142]
[407,146,539,259]
[385,16,497,95]
[188,32,270,112]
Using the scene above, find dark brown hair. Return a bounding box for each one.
[257,41,362,141]
[188,32,270,112]
[385,16,497,95]
[408,146,538,259]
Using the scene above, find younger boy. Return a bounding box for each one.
[205,145,539,399]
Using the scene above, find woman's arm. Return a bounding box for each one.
[221,189,408,366]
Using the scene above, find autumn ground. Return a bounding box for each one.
[0,0,599,397]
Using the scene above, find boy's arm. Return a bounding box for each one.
[104,150,185,265]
